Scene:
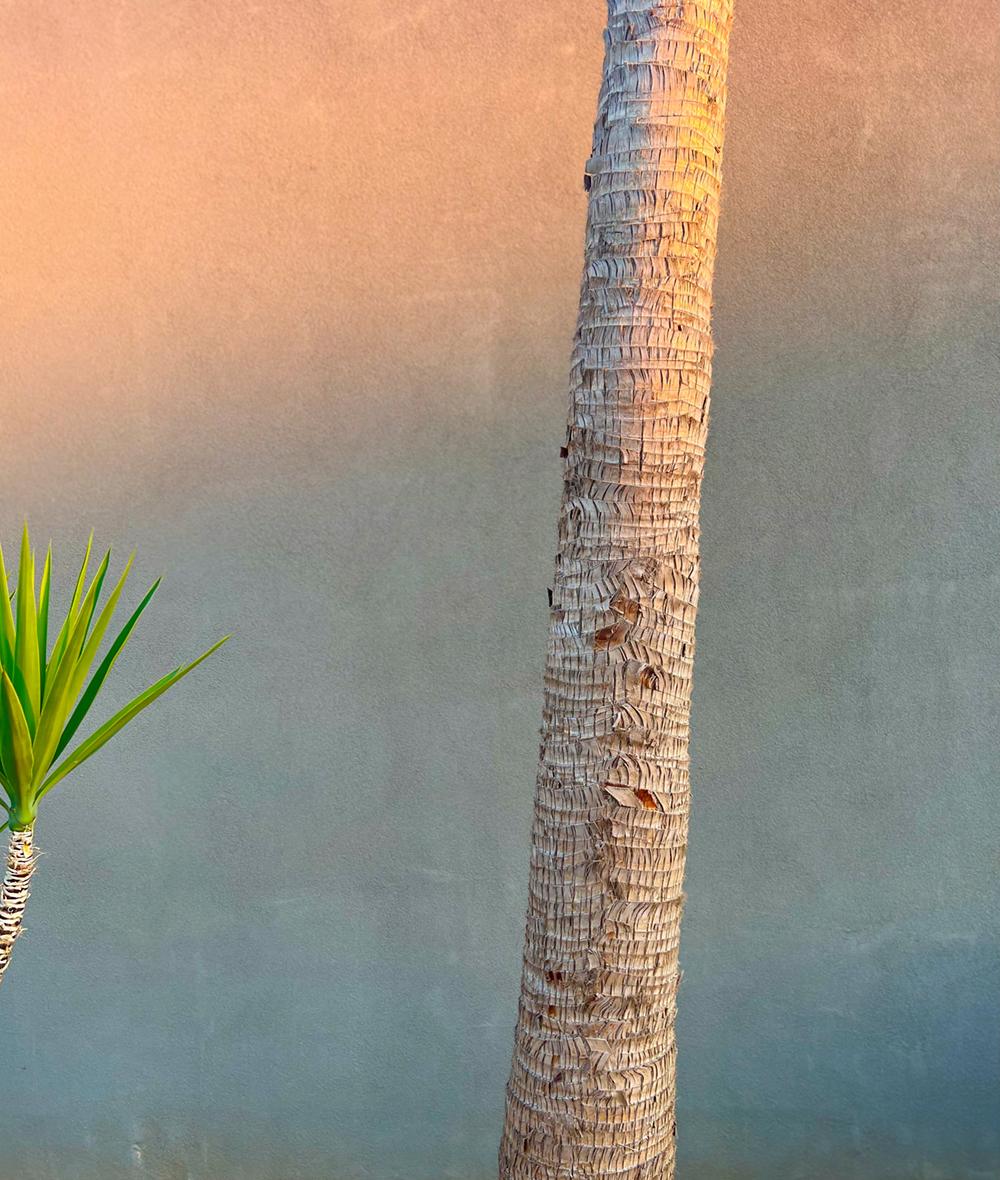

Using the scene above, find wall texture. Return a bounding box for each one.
[0,2,997,1177]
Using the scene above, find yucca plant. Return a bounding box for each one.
[0,526,227,988]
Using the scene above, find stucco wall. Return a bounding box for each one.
[1,2,997,1177]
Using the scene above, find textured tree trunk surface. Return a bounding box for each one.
[0,826,36,988]
[499,3,733,1176]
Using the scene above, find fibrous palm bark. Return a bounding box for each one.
[499,3,733,1177]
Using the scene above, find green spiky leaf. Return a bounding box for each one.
[47,532,92,675]
[1,669,34,817]
[0,545,17,677]
[54,577,160,760]
[42,549,110,710]
[14,527,40,730]
[38,546,51,698]
[64,554,134,717]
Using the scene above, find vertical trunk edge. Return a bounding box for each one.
[499,3,733,1176]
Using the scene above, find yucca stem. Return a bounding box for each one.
[0,826,36,988]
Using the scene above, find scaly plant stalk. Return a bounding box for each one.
[0,828,35,985]
[0,526,227,989]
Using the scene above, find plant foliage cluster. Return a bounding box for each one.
[0,527,227,832]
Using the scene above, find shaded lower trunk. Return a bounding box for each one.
[499,3,733,1177]
[0,826,37,988]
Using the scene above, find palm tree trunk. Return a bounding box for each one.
[499,3,733,1176]
[0,826,37,987]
